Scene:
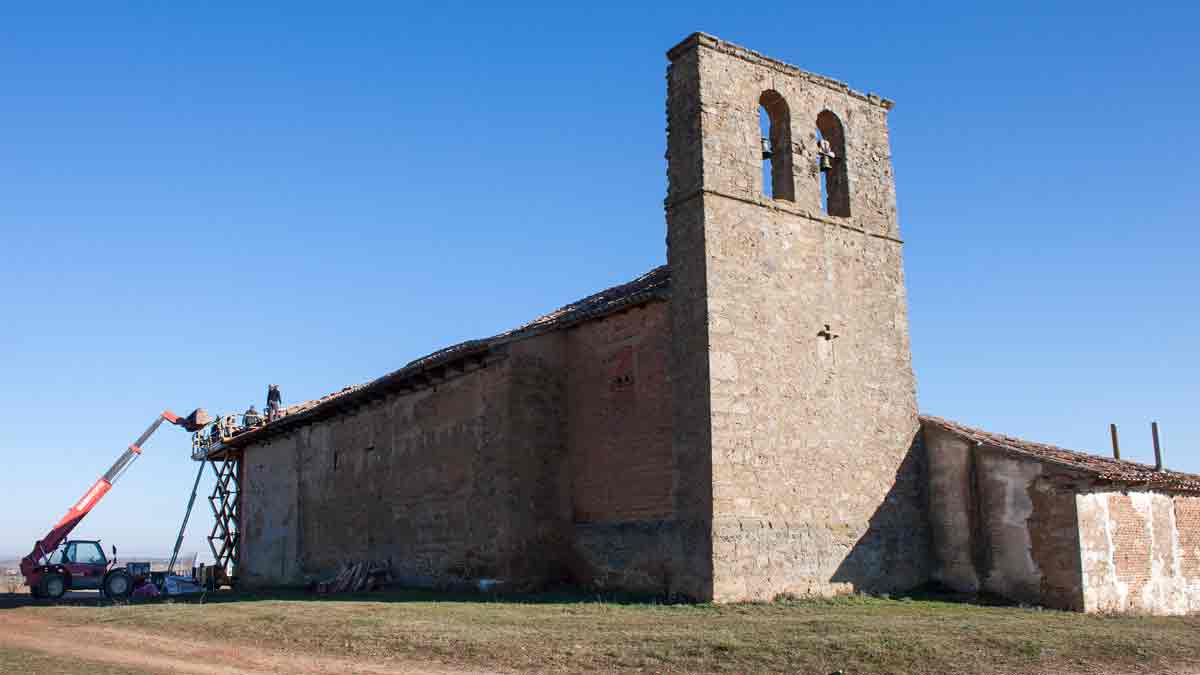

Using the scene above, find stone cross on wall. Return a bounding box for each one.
[817,324,839,341]
[817,323,840,374]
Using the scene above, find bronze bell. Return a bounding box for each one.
[761,136,773,160]
[817,137,837,172]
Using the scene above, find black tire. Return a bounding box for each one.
[103,569,133,599]
[40,573,66,600]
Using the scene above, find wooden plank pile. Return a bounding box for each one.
[315,560,391,594]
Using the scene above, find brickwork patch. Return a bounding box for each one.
[1108,494,1151,598]
[1175,497,1200,581]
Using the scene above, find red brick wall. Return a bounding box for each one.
[1108,494,1151,599]
[566,301,673,522]
[1175,496,1200,582]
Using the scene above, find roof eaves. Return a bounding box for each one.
[921,415,1200,494]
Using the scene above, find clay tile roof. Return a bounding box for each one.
[400,264,671,374]
[206,266,671,453]
[921,415,1200,493]
[277,384,368,418]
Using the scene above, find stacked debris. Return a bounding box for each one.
[314,561,391,594]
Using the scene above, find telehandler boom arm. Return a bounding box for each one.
[19,409,210,580]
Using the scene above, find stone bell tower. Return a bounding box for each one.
[665,33,928,601]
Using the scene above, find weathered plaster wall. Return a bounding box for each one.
[666,33,927,602]
[1077,491,1200,614]
[974,453,1043,602]
[923,425,1084,610]
[1024,467,1085,610]
[924,425,980,592]
[975,452,1081,609]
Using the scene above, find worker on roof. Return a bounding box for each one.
[267,384,282,421]
[242,405,263,428]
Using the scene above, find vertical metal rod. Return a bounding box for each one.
[1110,424,1121,460]
[1152,421,1163,471]
[168,461,206,575]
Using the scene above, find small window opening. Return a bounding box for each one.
[333,450,339,470]
[816,111,850,217]
[758,90,794,201]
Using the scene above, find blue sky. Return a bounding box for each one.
[1,2,1197,557]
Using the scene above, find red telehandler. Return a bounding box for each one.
[20,409,210,600]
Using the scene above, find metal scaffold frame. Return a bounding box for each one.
[207,453,242,582]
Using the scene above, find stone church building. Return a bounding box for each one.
[196,33,1200,614]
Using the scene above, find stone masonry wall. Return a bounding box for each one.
[239,341,573,589]
[240,434,302,587]
[666,33,927,601]
[664,42,717,600]
[1077,491,1200,614]
[503,334,573,584]
[239,306,684,594]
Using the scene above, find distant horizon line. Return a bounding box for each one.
[0,552,215,563]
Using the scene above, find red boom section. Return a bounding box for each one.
[19,479,114,578]
[20,411,184,580]
[57,478,113,529]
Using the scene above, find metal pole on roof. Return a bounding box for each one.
[1109,424,1121,460]
[1152,422,1163,471]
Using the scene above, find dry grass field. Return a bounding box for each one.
[1,589,1198,674]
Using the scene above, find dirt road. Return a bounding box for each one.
[0,610,490,675]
